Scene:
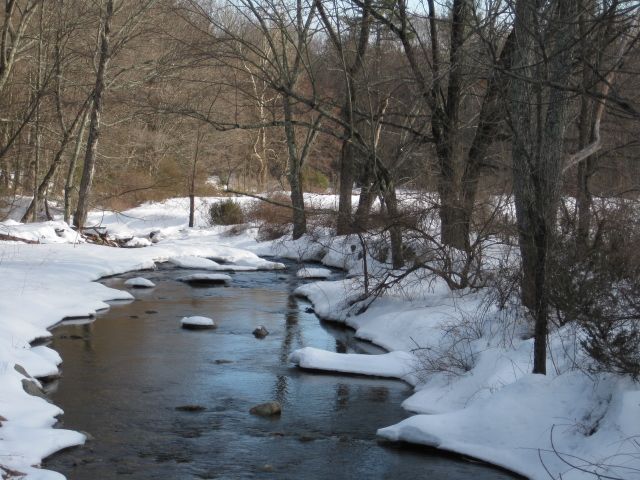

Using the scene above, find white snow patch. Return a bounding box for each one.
[124,237,152,248]
[169,255,222,269]
[289,347,417,383]
[181,316,215,327]
[296,267,332,279]
[124,277,155,288]
[177,273,232,284]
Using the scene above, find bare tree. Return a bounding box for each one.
[509,0,580,374]
[74,0,158,229]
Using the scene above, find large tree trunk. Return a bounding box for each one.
[383,185,404,269]
[282,95,307,240]
[510,0,578,375]
[73,0,113,230]
[336,139,356,234]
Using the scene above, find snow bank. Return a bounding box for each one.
[0,201,294,478]
[288,238,640,480]
[3,194,638,480]
[289,347,417,383]
[296,267,332,279]
[124,277,155,288]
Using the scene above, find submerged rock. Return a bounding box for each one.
[181,316,216,330]
[252,326,269,338]
[175,405,206,412]
[249,401,281,416]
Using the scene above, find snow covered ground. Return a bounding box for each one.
[0,195,638,480]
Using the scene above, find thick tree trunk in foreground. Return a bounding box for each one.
[510,0,578,375]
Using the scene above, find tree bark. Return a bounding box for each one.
[283,95,307,239]
[510,0,578,375]
[64,106,91,224]
[383,185,404,269]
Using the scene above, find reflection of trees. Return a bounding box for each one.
[274,277,305,404]
[335,383,350,411]
[82,323,94,353]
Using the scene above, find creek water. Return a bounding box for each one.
[43,261,520,479]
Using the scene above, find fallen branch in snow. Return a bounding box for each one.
[540,424,640,480]
[0,465,26,479]
[0,233,39,244]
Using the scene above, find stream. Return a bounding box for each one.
[43,260,520,479]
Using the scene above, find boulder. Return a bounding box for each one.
[252,326,269,338]
[177,273,232,286]
[181,316,216,330]
[249,401,281,416]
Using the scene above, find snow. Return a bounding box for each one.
[176,273,232,284]
[124,236,152,248]
[168,255,257,272]
[180,316,215,327]
[0,198,289,478]
[169,255,222,269]
[1,194,639,480]
[289,347,417,382]
[296,267,332,279]
[124,277,155,288]
[291,274,640,480]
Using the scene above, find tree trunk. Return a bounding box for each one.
[383,186,404,269]
[189,129,202,228]
[315,0,371,235]
[73,0,113,230]
[510,0,578,375]
[336,140,356,234]
[64,106,90,224]
[23,101,89,223]
[282,95,306,239]
[354,180,376,232]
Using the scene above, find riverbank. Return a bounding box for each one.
[0,208,284,479]
[1,196,638,480]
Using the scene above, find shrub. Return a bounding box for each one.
[301,166,329,192]
[549,201,640,379]
[209,199,244,225]
[245,193,292,240]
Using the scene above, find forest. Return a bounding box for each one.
[1,0,640,479]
